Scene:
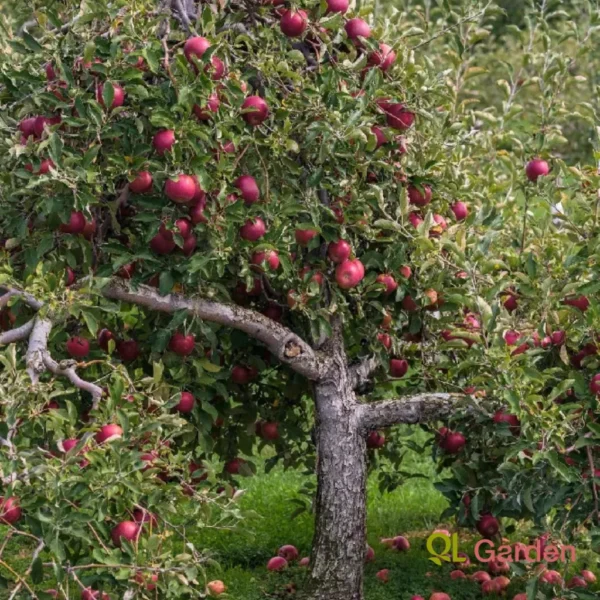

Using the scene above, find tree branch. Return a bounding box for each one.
[348,356,380,390]
[102,279,323,380]
[0,288,43,311]
[0,320,35,345]
[42,354,104,407]
[357,393,463,430]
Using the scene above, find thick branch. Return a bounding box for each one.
[348,356,380,390]
[0,320,35,345]
[103,280,323,380]
[42,355,104,405]
[357,393,464,430]
[0,288,43,311]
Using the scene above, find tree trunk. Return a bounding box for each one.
[307,351,367,600]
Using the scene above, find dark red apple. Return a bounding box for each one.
[385,103,415,130]
[231,365,257,384]
[98,328,114,351]
[251,250,280,271]
[66,336,90,359]
[563,295,589,312]
[525,158,550,182]
[168,332,195,356]
[193,93,220,121]
[399,265,412,279]
[234,175,260,204]
[408,184,432,206]
[129,171,153,194]
[165,174,196,203]
[451,201,468,220]
[0,496,21,525]
[96,83,125,110]
[589,373,600,395]
[175,391,195,413]
[152,129,175,155]
[327,239,351,263]
[240,217,267,241]
[376,274,397,295]
[59,211,86,234]
[326,0,348,13]
[345,18,371,42]
[150,224,176,254]
[267,556,288,571]
[335,259,364,289]
[184,36,211,62]
[280,9,308,37]
[295,228,318,246]
[366,431,385,448]
[95,424,123,444]
[440,431,466,454]
[241,96,269,126]
[117,340,140,362]
[259,421,279,441]
[390,358,408,378]
[368,43,396,71]
[476,513,500,538]
[111,521,140,546]
[175,218,193,239]
[65,267,76,286]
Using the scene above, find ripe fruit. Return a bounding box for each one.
[368,43,396,71]
[98,329,114,351]
[386,104,415,130]
[345,18,371,42]
[590,374,600,394]
[111,521,140,546]
[429,594,450,600]
[581,570,597,583]
[327,240,351,264]
[66,336,90,359]
[129,171,153,194]
[488,559,510,574]
[184,36,211,62]
[175,391,195,413]
[493,411,520,433]
[393,536,410,551]
[280,9,308,37]
[377,333,392,349]
[240,217,267,241]
[95,424,123,444]
[472,571,491,583]
[494,576,510,591]
[0,497,22,524]
[540,570,562,585]
[451,201,468,221]
[82,219,96,240]
[450,570,465,579]
[82,588,110,600]
[234,175,260,204]
[551,330,565,345]
[251,250,280,271]
[299,557,310,567]
[399,265,412,279]
[62,438,79,453]
[563,295,589,312]
[525,158,550,182]
[193,93,220,120]
[503,330,520,346]
[169,332,195,356]
[225,457,246,474]
[408,212,423,228]
[335,259,365,289]
[366,431,385,449]
[267,556,288,571]
[133,508,157,527]
[503,294,518,312]
[96,83,125,110]
[165,175,197,203]
[390,358,408,378]
[241,96,269,125]
[231,365,257,384]
[408,185,432,206]
[175,218,193,239]
[326,0,348,13]
[371,126,387,148]
[376,274,397,295]
[25,158,55,175]
[476,513,500,538]
[278,545,299,561]
[440,431,466,454]
[117,340,140,362]
[152,129,175,154]
[259,421,279,441]
[19,116,38,139]
[207,580,226,596]
[59,211,86,234]
[376,569,389,583]
[295,228,318,246]
[150,225,176,254]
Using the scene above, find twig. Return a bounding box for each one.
[8,539,45,600]
[0,560,38,599]
[587,446,599,523]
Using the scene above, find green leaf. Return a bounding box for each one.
[48,133,64,165]
[31,556,44,584]
[102,81,115,110]
[22,32,43,53]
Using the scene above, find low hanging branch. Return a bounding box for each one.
[357,393,463,430]
[102,279,325,380]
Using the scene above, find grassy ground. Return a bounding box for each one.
[2,430,599,598]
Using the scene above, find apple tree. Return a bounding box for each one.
[2,0,600,598]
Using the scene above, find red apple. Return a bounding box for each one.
[295,228,318,246]
[98,329,114,351]
[366,431,385,448]
[259,421,279,441]
[385,103,415,130]
[207,580,226,596]
[95,424,123,444]
[262,304,283,321]
[241,96,269,126]
[129,171,153,194]
[476,513,499,538]
[299,557,310,567]
[390,358,408,378]
[377,333,392,349]
[240,217,267,241]
[327,239,351,263]
[280,9,308,37]
[165,174,197,203]
[589,374,600,395]
[503,330,520,346]
[335,259,364,289]
[175,218,193,239]
[25,158,55,175]
[278,544,298,561]
[581,570,597,584]
[450,201,468,221]
[399,265,412,279]
[175,391,195,413]
[408,185,431,206]
[224,457,246,474]
[525,158,550,182]
[376,274,397,295]
[19,116,38,139]
[440,431,466,454]
[472,571,491,583]
[184,36,211,63]
[81,588,110,600]
[371,126,387,148]
[493,411,520,433]
[0,497,21,525]
[326,0,348,13]
[117,339,140,362]
[540,570,562,585]
[59,211,86,234]
[567,576,587,589]
[150,224,176,254]
[429,594,450,600]
[231,365,257,384]
[193,93,220,120]
[267,556,287,571]
[450,570,466,580]
[368,43,396,71]
[65,267,76,286]
[234,174,260,204]
[408,212,424,228]
[66,336,90,359]
[82,218,96,240]
[376,569,389,583]
[563,295,589,312]
[169,332,195,356]
[345,18,371,42]
[251,250,280,271]
[152,129,175,155]
[111,521,140,546]
[96,83,125,110]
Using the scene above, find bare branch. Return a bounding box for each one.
[0,288,43,311]
[0,319,35,345]
[348,356,380,390]
[42,355,104,406]
[103,279,323,380]
[25,318,53,384]
[357,393,464,430]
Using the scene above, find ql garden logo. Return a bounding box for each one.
[426,532,576,566]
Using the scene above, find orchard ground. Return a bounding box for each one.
[2,429,599,599]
